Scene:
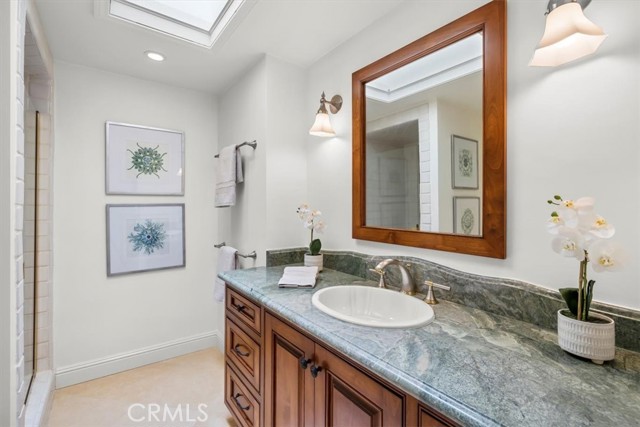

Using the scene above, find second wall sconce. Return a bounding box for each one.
[309,92,343,137]
[530,0,607,67]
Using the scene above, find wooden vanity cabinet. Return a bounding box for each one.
[225,285,458,427]
[264,313,404,426]
[263,312,456,427]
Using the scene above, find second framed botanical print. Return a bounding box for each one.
[106,204,185,276]
[106,121,184,195]
[453,197,481,236]
[451,135,478,189]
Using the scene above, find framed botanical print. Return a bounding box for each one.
[453,197,481,236]
[106,121,184,195]
[451,135,479,189]
[106,204,185,276]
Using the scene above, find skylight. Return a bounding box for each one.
[366,33,483,103]
[109,0,245,48]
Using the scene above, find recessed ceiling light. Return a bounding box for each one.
[145,51,165,62]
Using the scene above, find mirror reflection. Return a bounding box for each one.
[365,32,483,236]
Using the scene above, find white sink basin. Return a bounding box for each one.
[311,285,435,328]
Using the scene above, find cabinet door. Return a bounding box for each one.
[417,404,454,427]
[314,345,404,427]
[264,313,315,427]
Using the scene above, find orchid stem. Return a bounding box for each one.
[577,251,589,321]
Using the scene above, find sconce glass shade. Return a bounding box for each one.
[530,2,607,67]
[309,112,336,137]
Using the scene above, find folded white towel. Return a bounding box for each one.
[214,246,238,302]
[215,145,244,208]
[278,266,319,288]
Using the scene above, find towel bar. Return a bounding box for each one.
[237,251,257,259]
[215,242,257,260]
[214,140,257,158]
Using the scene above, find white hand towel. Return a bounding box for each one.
[215,145,244,207]
[214,246,238,302]
[278,266,319,288]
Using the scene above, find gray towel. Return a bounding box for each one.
[215,145,243,207]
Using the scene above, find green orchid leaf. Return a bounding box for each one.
[584,280,596,320]
[559,288,578,316]
[309,239,322,256]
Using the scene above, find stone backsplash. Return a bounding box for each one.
[267,248,640,353]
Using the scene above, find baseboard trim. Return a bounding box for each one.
[55,331,220,388]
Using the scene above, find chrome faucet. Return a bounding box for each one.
[371,259,417,295]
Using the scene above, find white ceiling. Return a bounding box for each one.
[35,0,405,94]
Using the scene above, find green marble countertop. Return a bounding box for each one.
[220,266,640,427]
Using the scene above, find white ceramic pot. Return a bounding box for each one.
[304,254,323,271]
[557,309,615,364]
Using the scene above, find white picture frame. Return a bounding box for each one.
[106,121,184,195]
[453,197,481,236]
[451,135,479,189]
[106,204,185,276]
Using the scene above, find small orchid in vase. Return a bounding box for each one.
[297,204,326,256]
[546,195,624,322]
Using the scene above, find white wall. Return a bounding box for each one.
[216,58,267,333]
[437,100,483,233]
[305,0,640,310]
[216,55,307,332]
[53,62,219,386]
[218,57,267,270]
[264,56,309,250]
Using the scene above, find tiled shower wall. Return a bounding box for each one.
[24,111,52,373]
[23,13,55,427]
[14,1,54,424]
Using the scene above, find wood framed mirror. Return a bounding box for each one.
[352,0,506,259]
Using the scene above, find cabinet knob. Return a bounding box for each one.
[233,344,251,357]
[233,393,251,411]
[232,303,246,313]
[310,364,323,378]
[299,356,311,370]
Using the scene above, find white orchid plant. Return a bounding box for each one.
[297,204,326,256]
[547,195,624,322]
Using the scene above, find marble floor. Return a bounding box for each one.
[47,348,236,427]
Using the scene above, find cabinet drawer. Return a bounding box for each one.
[226,363,261,427]
[226,317,261,394]
[226,287,261,335]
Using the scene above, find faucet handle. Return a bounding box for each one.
[369,268,387,289]
[424,280,450,305]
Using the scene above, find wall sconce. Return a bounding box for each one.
[309,92,343,137]
[530,0,607,67]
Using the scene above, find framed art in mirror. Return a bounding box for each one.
[352,0,506,258]
[451,135,479,190]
